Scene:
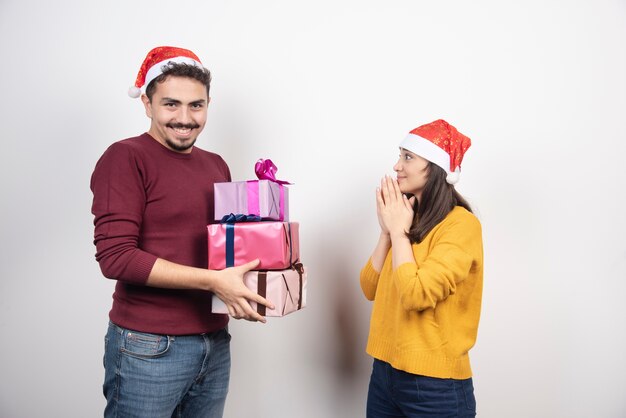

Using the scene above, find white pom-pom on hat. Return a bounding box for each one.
[128,86,141,98]
[446,169,460,185]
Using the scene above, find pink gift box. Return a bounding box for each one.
[211,264,307,317]
[207,222,300,270]
[214,180,289,221]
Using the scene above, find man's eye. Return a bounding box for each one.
[165,102,176,107]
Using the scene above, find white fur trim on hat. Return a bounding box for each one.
[128,56,202,98]
[399,133,461,184]
[143,56,201,91]
[399,133,448,170]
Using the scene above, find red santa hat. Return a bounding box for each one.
[399,119,471,185]
[128,46,203,98]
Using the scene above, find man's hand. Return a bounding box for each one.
[145,257,275,323]
[212,259,275,323]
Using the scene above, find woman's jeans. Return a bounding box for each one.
[367,359,476,418]
[103,321,231,418]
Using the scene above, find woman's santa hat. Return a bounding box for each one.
[128,46,203,98]
[399,119,472,185]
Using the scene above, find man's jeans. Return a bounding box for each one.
[103,321,231,418]
[366,359,476,418]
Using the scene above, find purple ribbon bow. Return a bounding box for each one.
[255,159,292,185]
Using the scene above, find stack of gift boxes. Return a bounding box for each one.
[208,159,307,317]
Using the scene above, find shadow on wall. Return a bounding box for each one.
[333,272,362,376]
[328,261,372,414]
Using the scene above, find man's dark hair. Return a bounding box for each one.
[145,62,212,101]
[407,162,473,244]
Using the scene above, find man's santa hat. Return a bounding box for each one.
[128,46,203,98]
[399,119,472,185]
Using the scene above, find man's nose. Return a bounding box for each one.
[178,107,192,123]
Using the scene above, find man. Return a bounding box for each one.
[91,46,273,417]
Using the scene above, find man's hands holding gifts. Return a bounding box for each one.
[145,258,274,323]
[212,259,275,323]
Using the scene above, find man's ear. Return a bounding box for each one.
[141,94,152,118]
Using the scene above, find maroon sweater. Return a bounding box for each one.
[91,133,231,335]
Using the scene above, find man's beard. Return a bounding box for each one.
[165,136,197,152]
[165,122,200,151]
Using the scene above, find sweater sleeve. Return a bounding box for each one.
[393,214,482,311]
[360,258,381,301]
[90,143,157,285]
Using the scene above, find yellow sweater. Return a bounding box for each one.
[360,206,483,379]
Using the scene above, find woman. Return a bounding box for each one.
[360,119,483,418]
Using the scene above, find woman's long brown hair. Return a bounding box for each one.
[407,162,472,244]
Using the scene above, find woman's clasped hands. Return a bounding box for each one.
[376,175,416,239]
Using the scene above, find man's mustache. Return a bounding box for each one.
[166,122,200,129]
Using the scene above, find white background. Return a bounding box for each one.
[1,1,625,417]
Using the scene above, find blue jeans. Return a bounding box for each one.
[103,322,231,418]
[367,359,476,418]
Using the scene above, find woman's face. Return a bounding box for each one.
[394,148,430,199]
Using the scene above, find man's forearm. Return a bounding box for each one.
[145,258,219,291]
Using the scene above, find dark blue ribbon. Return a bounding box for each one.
[221,214,262,268]
[220,213,262,223]
[225,223,235,267]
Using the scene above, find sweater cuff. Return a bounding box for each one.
[128,251,159,285]
[360,258,381,301]
[362,259,381,281]
[395,262,418,279]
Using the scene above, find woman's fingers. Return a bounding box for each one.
[383,175,402,203]
[380,177,391,203]
[381,176,395,203]
[376,187,385,208]
[403,194,415,211]
[405,195,415,211]
[390,175,402,196]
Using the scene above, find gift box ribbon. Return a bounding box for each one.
[255,159,291,185]
[220,213,262,223]
[256,262,305,316]
[221,217,295,269]
[257,271,268,316]
[293,262,304,310]
[248,159,291,221]
[245,180,287,220]
[284,223,294,268]
[220,214,262,268]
